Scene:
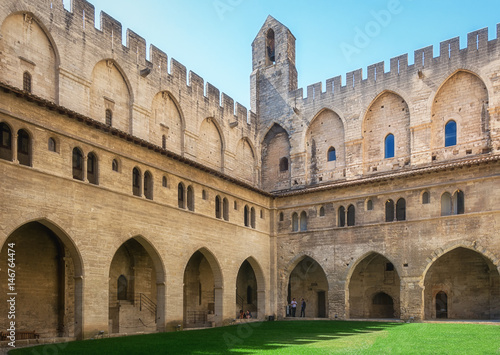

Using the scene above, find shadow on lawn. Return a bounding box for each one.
[210,320,402,354]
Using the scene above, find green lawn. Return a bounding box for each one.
[9,321,500,354]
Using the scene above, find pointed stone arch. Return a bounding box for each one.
[0,12,60,102]
[90,59,133,133]
[422,244,500,320]
[235,256,266,319]
[305,108,346,185]
[151,91,185,155]
[0,219,84,339]
[197,117,225,171]
[346,251,400,319]
[430,69,489,156]
[183,247,224,327]
[283,254,328,318]
[362,90,410,174]
[261,123,291,191]
[235,137,257,184]
[108,235,166,333]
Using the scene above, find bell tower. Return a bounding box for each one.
[250,16,297,122]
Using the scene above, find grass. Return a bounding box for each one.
[9,321,500,354]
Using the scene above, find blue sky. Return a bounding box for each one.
[64,0,500,110]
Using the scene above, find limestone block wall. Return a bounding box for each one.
[274,160,500,320]
[0,88,273,338]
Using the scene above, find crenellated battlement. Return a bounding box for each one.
[298,24,500,102]
[2,0,253,125]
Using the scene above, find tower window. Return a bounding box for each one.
[132,167,141,197]
[72,147,84,181]
[292,212,298,232]
[396,198,406,221]
[327,147,336,162]
[279,157,289,172]
[385,134,395,158]
[422,191,430,204]
[162,134,166,149]
[187,186,194,211]
[105,109,112,126]
[112,159,119,172]
[87,152,98,185]
[385,199,395,222]
[144,171,153,200]
[17,129,31,167]
[445,120,457,147]
[23,72,32,93]
[347,205,355,226]
[266,29,275,64]
[48,138,56,152]
[338,206,346,227]
[178,183,185,209]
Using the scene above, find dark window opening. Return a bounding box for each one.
[422,191,430,204]
[178,183,185,209]
[144,171,153,200]
[162,134,166,149]
[17,129,31,166]
[454,190,464,215]
[266,29,275,64]
[215,195,222,219]
[244,205,250,227]
[319,206,325,217]
[251,207,256,229]
[112,159,119,172]
[385,200,394,222]
[162,176,167,187]
[292,212,298,232]
[223,198,229,221]
[279,157,289,172]
[279,212,284,222]
[48,138,56,152]
[105,109,112,126]
[187,186,194,211]
[117,275,128,300]
[23,72,31,93]
[396,198,406,221]
[299,211,307,231]
[132,167,141,196]
[87,152,98,185]
[72,148,84,180]
[0,123,12,161]
[367,199,373,211]
[338,206,346,227]
[347,205,355,226]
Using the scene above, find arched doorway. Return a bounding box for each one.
[424,247,499,319]
[286,256,328,318]
[348,253,400,319]
[436,291,448,318]
[109,238,164,334]
[371,292,395,318]
[0,221,83,339]
[183,249,223,328]
[235,258,266,319]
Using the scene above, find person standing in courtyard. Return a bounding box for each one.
[290,298,297,317]
[300,298,306,317]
